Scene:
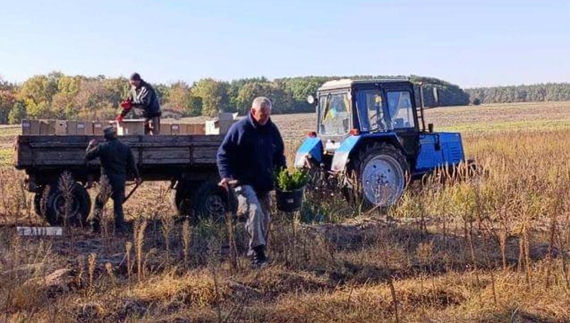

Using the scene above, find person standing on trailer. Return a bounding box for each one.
[117,72,162,135]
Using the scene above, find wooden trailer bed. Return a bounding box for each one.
[13,134,229,225]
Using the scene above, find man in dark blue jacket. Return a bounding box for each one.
[117,72,162,135]
[217,97,286,268]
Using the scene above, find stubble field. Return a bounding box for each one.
[0,101,569,322]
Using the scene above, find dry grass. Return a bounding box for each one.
[1,101,570,322]
[0,125,20,137]
[0,148,12,165]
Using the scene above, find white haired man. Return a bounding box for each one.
[216,97,286,268]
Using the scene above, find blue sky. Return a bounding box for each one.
[0,0,568,88]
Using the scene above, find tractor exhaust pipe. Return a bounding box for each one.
[418,82,427,132]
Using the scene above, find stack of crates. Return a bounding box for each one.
[160,122,206,135]
[21,118,222,136]
[21,120,111,135]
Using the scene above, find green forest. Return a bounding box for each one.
[0,72,569,124]
[465,83,570,105]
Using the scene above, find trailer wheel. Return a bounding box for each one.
[44,183,91,226]
[33,187,45,218]
[171,181,198,217]
[346,143,409,210]
[192,180,235,223]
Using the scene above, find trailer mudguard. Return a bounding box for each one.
[294,137,323,168]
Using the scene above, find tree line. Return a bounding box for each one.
[9,71,557,125]
[464,83,570,105]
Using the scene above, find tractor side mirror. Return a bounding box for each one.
[307,95,318,105]
[428,123,434,133]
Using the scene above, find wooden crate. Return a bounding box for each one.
[55,120,67,135]
[93,121,105,135]
[188,123,205,135]
[117,120,145,136]
[66,121,77,135]
[76,121,94,135]
[21,120,41,135]
[67,121,94,135]
[170,123,183,135]
[160,123,172,135]
[39,120,56,135]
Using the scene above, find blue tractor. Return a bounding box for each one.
[294,78,469,209]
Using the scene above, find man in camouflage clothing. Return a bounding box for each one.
[86,126,142,233]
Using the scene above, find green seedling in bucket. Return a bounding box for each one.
[276,167,310,191]
[275,168,309,212]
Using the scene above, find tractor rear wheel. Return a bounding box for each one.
[346,143,409,210]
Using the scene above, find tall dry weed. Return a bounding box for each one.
[134,219,148,282]
[182,219,191,266]
[0,167,30,223]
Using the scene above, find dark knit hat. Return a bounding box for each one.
[103,125,117,138]
[130,72,141,81]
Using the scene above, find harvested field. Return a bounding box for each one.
[0,101,569,322]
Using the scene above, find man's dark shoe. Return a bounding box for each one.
[115,221,130,234]
[252,245,268,268]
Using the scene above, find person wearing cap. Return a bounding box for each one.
[118,72,162,135]
[217,97,287,268]
[85,125,142,233]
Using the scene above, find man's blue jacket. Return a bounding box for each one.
[217,112,286,194]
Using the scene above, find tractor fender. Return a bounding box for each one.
[294,137,323,168]
[331,133,403,172]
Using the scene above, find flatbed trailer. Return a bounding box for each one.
[13,134,229,225]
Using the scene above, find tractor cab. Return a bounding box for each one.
[296,78,467,208]
[313,79,421,157]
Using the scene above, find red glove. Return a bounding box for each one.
[116,115,124,122]
[120,100,132,109]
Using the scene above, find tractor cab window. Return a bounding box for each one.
[356,89,389,132]
[319,92,351,136]
[386,91,415,129]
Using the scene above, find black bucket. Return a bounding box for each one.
[275,187,304,212]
